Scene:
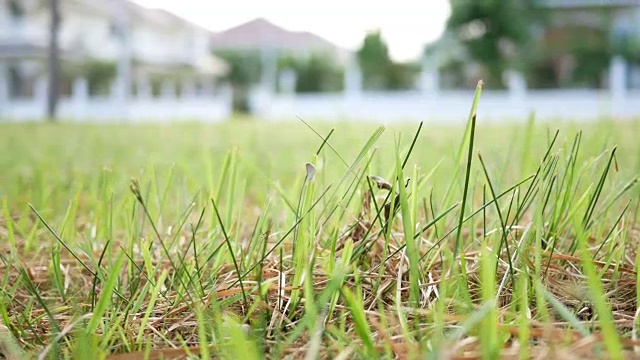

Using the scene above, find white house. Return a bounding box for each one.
[0,0,230,121]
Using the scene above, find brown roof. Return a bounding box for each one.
[210,18,341,53]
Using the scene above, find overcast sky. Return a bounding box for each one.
[131,0,451,62]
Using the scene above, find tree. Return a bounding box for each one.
[356,31,420,90]
[356,31,392,90]
[279,54,343,93]
[83,60,117,96]
[214,50,262,113]
[47,0,61,120]
[446,0,535,87]
[385,62,421,90]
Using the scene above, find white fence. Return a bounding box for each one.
[0,77,233,122]
[1,56,639,123]
[2,88,639,123]
[1,97,233,122]
[252,89,640,123]
[250,56,640,123]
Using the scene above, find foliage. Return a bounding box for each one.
[529,33,610,89]
[82,60,117,96]
[357,31,392,90]
[385,61,421,90]
[279,54,344,93]
[8,0,25,17]
[528,17,614,89]
[213,50,263,112]
[570,30,613,88]
[214,50,263,87]
[439,59,468,89]
[614,31,640,64]
[356,31,420,90]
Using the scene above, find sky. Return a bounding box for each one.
[131,0,451,62]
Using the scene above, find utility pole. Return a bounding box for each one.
[47,0,61,120]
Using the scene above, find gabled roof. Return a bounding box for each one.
[210,18,342,54]
[69,0,210,33]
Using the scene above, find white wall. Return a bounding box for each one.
[130,24,194,65]
[60,8,119,59]
[0,0,210,68]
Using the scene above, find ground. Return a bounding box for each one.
[1,106,640,359]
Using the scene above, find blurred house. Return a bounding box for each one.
[210,18,352,111]
[531,0,640,88]
[209,18,350,88]
[0,0,230,121]
[426,0,640,90]
[253,0,640,123]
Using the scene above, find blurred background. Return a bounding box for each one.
[0,0,639,123]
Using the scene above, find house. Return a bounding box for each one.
[425,0,640,89]
[210,18,350,91]
[209,17,353,113]
[530,0,640,88]
[0,0,228,108]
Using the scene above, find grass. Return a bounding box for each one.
[1,88,640,359]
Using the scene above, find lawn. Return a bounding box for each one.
[1,88,640,359]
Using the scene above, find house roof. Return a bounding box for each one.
[210,18,343,54]
[68,0,210,33]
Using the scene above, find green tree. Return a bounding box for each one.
[279,54,343,93]
[446,0,535,87]
[214,50,262,113]
[357,31,392,90]
[356,31,420,90]
[83,60,117,96]
[386,62,421,90]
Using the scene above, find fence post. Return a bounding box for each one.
[610,56,627,117]
[35,77,48,119]
[136,76,152,99]
[181,78,196,99]
[420,58,439,96]
[505,70,526,101]
[260,47,277,94]
[110,77,130,120]
[279,69,296,97]
[344,57,362,99]
[72,77,88,120]
[504,70,527,118]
